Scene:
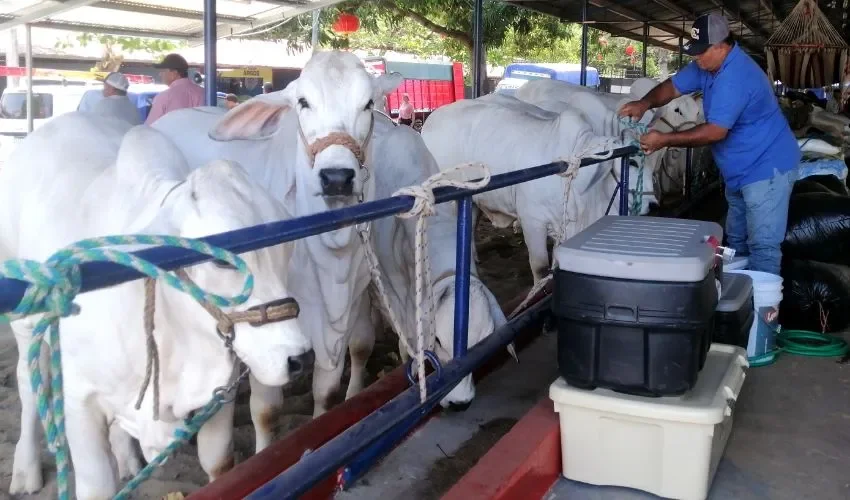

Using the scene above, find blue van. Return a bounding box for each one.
[495,63,600,95]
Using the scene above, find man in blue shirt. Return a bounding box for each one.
[619,13,799,275]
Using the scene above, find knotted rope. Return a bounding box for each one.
[618,117,649,216]
[0,234,254,500]
[359,163,491,402]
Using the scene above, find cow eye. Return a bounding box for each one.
[297,97,310,110]
[213,259,237,270]
[364,99,374,111]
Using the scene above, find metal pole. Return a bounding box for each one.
[472,0,483,97]
[454,197,473,358]
[679,36,684,67]
[619,156,631,216]
[580,0,588,86]
[203,0,216,106]
[642,23,649,77]
[24,23,32,134]
[311,9,321,52]
[684,147,693,202]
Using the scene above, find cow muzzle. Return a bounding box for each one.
[319,167,356,196]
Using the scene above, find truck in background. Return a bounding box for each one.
[494,62,600,95]
[363,57,465,131]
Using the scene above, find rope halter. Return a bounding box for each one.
[298,115,375,170]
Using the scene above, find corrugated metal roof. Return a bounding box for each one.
[0,0,347,41]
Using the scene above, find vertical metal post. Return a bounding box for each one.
[642,23,649,77]
[684,147,693,202]
[24,23,32,134]
[311,9,321,52]
[472,0,483,97]
[203,0,217,106]
[678,35,684,67]
[619,156,631,216]
[580,0,588,86]
[453,197,473,358]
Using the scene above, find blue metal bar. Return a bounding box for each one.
[338,396,443,489]
[245,297,552,500]
[0,148,636,315]
[472,0,483,98]
[203,0,216,106]
[685,147,693,202]
[580,0,588,86]
[619,155,631,216]
[642,23,649,77]
[453,196,474,358]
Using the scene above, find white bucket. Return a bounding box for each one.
[725,256,749,271]
[726,270,783,358]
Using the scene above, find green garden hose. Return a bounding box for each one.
[747,325,849,368]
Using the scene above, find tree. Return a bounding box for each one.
[56,34,181,72]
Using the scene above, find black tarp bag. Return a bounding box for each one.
[783,192,850,266]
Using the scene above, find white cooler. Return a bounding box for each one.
[549,343,748,500]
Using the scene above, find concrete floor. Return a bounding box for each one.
[339,329,850,500]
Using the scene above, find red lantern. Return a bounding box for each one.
[332,13,360,35]
[625,45,635,56]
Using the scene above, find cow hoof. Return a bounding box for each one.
[446,401,472,413]
[10,462,43,495]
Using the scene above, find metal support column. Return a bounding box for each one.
[472,0,483,98]
[678,36,684,67]
[24,23,32,134]
[311,9,321,52]
[203,0,217,106]
[580,0,588,86]
[453,197,473,358]
[642,23,649,77]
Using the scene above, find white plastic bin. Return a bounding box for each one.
[549,344,749,500]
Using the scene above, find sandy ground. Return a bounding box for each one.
[0,219,533,500]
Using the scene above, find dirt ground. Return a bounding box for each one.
[0,218,533,500]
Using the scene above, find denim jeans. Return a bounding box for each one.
[724,167,797,275]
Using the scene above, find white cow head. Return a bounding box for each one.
[207,51,403,214]
[431,276,507,409]
[153,160,312,402]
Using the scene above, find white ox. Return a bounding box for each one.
[513,77,706,204]
[0,115,310,499]
[152,51,506,432]
[420,96,626,284]
[367,120,507,409]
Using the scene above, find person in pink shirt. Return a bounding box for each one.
[145,53,206,125]
[398,94,414,126]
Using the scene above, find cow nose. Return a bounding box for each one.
[287,350,315,377]
[319,168,356,196]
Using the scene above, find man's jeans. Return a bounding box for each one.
[724,168,797,275]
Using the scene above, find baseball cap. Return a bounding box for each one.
[684,13,730,56]
[104,72,129,92]
[154,53,189,72]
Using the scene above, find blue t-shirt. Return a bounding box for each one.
[671,44,800,190]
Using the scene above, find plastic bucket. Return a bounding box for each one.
[726,270,783,358]
[725,256,749,271]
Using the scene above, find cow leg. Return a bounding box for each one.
[108,423,143,479]
[346,298,375,400]
[311,357,346,418]
[522,221,551,284]
[196,401,236,483]
[248,373,282,453]
[66,400,119,499]
[11,325,45,495]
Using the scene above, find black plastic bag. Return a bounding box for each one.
[780,259,850,333]
[792,174,849,197]
[783,192,850,266]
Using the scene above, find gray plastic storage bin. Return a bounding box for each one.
[552,216,723,397]
[714,272,755,349]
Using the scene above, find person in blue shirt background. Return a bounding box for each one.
[619,12,800,276]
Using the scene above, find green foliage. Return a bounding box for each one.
[55,33,182,55]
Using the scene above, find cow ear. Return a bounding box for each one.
[376,71,404,96]
[209,84,295,142]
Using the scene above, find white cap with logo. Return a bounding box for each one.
[104,72,130,92]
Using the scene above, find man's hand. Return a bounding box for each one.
[639,130,668,154]
[618,99,650,121]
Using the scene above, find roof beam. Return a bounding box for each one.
[27,19,196,40]
[206,0,348,43]
[93,1,251,25]
[0,0,101,32]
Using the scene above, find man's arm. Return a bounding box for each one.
[144,94,167,125]
[658,123,729,148]
[640,79,682,110]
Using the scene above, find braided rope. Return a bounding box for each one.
[618,117,649,216]
[360,162,491,402]
[0,234,254,500]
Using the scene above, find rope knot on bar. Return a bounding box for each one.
[360,162,491,403]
